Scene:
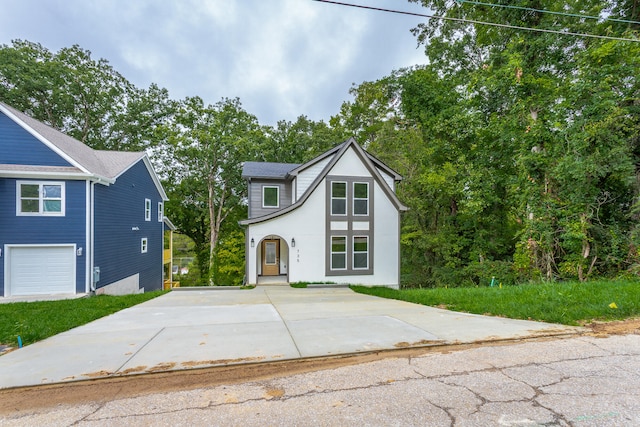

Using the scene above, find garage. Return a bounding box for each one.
[6,245,76,296]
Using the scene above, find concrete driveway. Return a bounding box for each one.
[0,286,578,389]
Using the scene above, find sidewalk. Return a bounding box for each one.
[0,287,579,389]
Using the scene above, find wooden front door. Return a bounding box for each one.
[262,239,280,276]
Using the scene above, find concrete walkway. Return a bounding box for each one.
[0,287,578,389]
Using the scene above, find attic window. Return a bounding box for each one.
[17,181,65,216]
[263,186,279,208]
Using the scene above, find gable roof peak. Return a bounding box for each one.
[0,101,144,181]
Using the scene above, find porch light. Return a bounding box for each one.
[251,238,255,247]
[291,238,295,247]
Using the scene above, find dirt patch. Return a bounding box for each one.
[117,366,147,375]
[394,340,441,348]
[265,387,285,400]
[82,370,114,378]
[583,318,640,337]
[147,362,177,373]
[181,356,265,368]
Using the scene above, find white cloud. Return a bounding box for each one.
[0,0,429,125]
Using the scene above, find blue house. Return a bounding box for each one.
[0,102,168,297]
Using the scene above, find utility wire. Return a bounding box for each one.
[456,0,640,26]
[311,0,640,43]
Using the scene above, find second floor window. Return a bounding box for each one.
[353,182,369,215]
[145,199,152,221]
[17,181,65,216]
[263,186,279,208]
[331,182,347,215]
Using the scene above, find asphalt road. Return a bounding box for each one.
[3,333,639,426]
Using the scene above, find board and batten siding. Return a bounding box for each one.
[0,177,87,296]
[0,111,72,167]
[248,179,293,219]
[93,160,163,292]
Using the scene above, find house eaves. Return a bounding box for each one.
[0,164,91,181]
[0,102,167,199]
[239,138,407,226]
[0,102,150,186]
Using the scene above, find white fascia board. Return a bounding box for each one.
[0,169,93,181]
[0,104,91,175]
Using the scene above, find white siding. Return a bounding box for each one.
[329,149,370,177]
[246,145,401,288]
[377,168,395,191]
[248,183,327,284]
[296,157,331,199]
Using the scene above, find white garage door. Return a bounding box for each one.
[7,245,76,296]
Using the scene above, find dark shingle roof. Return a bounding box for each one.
[242,161,300,180]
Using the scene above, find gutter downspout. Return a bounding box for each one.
[90,181,96,292]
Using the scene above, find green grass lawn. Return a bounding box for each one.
[0,291,166,347]
[352,279,640,325]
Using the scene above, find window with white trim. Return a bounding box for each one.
[145,199,151,221]
[17,181,65,216]
[353,236,369,269]
[330,236,347,270]
[158,202,164,222]
[331,181,347,215]
[141,237,148,253]
[262,186,279,208]
[353,182,369,216]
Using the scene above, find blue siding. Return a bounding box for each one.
[0,112,72,166]
[94,160,163,292]
[0,178,87,296]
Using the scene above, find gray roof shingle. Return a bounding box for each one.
[0,102,145,180]
[242,161,300,180]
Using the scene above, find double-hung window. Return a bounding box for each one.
[353,182,369,216]
[331,182,347,215]
[353,236,369,269]
[17,181,65,216]
[331,236,347,270]
[145,199,152,221]
[158,202,164,222]
[141,237,148,253]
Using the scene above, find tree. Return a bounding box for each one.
[407,0,640,281]
[0,40,173,151]
[260,115,347,164]
[167,97,262,283]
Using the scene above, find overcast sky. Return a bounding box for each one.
[0,0,429,126]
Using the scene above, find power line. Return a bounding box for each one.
[457,0,640,26]
[311,0,640,43]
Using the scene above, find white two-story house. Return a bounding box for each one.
[240,138,407,288]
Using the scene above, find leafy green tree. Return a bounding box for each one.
[0,40,173,151]
[261,115,347,163]
[408,0,640,281]
[167,97,262,283]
